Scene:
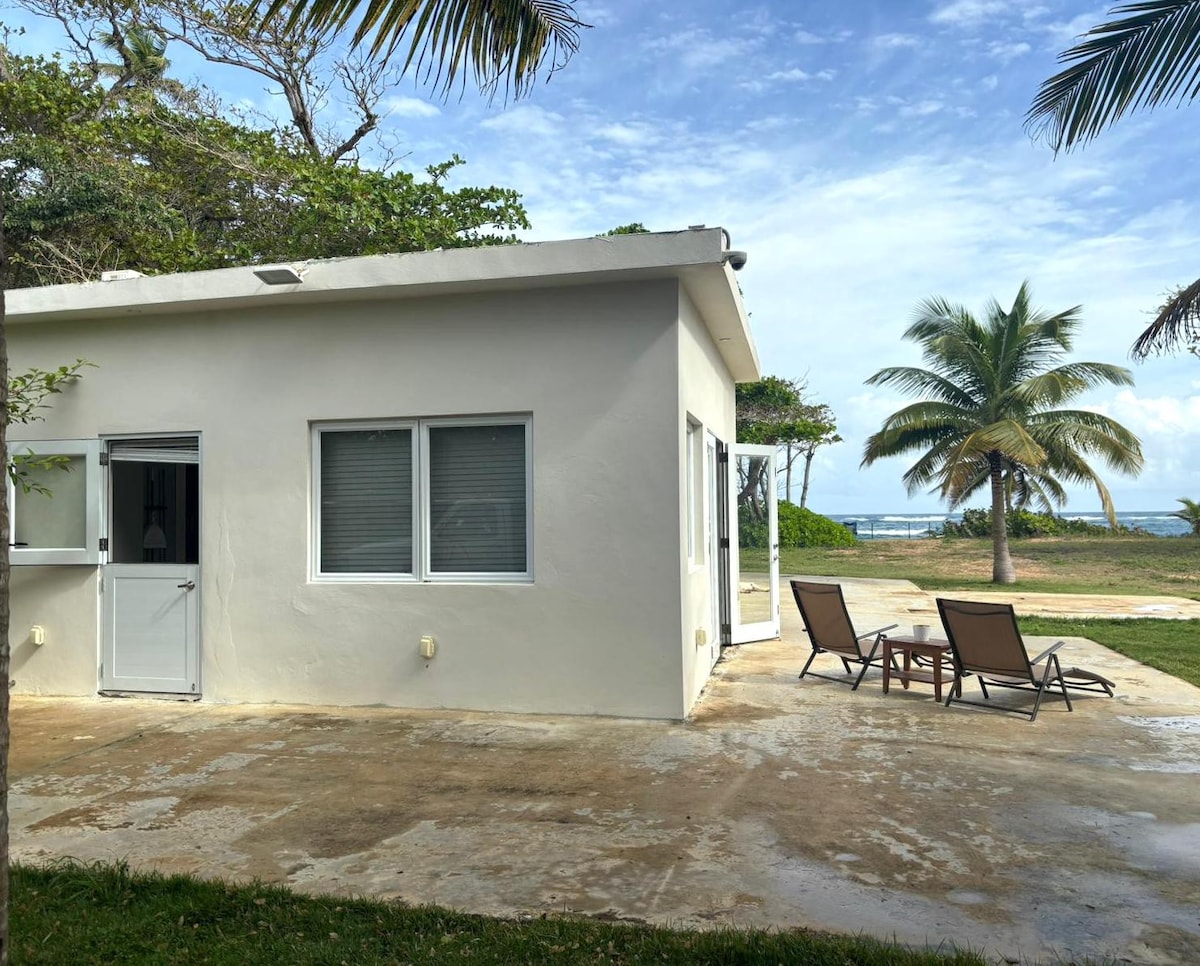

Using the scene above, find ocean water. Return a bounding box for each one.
[826,511,1193,540]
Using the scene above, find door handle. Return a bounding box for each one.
[177,581,196,591]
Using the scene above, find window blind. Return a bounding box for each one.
[428,424,527,573]
[320,429,413,573]
[109,437,200,464]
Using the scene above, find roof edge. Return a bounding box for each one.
[7,230,726,323]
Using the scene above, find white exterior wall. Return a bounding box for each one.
[676,290,737,712]
[9,279,690,718]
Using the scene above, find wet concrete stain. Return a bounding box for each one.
[9,579,1200,965]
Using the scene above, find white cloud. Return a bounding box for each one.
[645,28,761,72]
[794,30,826,45]
[900,100,945,117]
[384,96,440,119]
[987,40,1031,63]
[873,33,922,50]
[594,122,657,146]
[930,0,1011,28]
[1100,390,1200,439]
[765,67,835,83]
[479,105,564,138]
[573,1,618,27]
[981,74,999,91]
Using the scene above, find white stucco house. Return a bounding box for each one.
[6,228,781,719]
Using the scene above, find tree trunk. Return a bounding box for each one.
[989,454,1015,584]
[737,458,767,521]
[800,447,815,510]
[0,178,11,966]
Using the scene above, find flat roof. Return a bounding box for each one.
[7,229,760,382]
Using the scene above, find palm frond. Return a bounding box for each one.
[1012,361,1135,409]
[251,0,585,100]
[1026,0,1200,152]
[863,366,977,408]
[1131,275,1200,358]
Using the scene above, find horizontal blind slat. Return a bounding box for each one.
[427,424,527,573]
[320,429,414,574]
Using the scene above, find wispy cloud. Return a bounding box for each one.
[930,0,1011,28]
[899,100,945,118]
[479,105,564,138]
[766,67,836,83]
[987,40,1031,63]
[872,33,922,50]
[644,27,762,72]
[385,96,440,118]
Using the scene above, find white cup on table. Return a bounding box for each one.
[913,624,931,642]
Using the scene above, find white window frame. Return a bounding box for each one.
[685,418,701,565]
[312,415,533,584]
[8,438,103,566]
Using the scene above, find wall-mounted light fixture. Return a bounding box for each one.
[253,264,306,285]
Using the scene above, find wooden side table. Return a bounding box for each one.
[882,636,955,701]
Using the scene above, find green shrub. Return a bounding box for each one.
[740,502,857,548]
[939,507,1128,539]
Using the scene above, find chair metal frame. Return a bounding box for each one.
[937,598,1089,722]
[790,580,899,690]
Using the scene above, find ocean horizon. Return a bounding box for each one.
[823,510,1193,540]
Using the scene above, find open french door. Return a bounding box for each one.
[728,443,780,644]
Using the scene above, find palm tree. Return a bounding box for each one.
[862,282,1144,584]
[1026,1,1200,358]
[1171,497,1200,535]
[247,0,586,100]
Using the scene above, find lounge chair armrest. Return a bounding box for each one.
[1030,640,1066,666]
[857,623,899,641]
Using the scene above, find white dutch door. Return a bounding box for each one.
[101,438,201,695]
[728,443,780,643]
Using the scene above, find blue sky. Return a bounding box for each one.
[9,0,1200,514]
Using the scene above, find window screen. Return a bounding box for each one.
[428,424,527,574]
[320,429,414,574]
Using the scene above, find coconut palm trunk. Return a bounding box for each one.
[989,454,1015,584]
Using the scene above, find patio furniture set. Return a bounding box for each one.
[789,580,1116,722]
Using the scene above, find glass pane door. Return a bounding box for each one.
[729,444,779,643]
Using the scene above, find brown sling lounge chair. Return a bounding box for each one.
[790,580,899,690]
[936,598,1116,721]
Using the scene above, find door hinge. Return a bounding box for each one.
[99,452,110,466]
[721,623,731,637]
[718,451,729,464]
[718,537,730,549]
[99,537,109,552]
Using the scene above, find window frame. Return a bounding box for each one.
[685,418,701,566]
[311,415,533,584]
[8,438,103,566]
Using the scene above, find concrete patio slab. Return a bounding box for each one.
[9,578,1200,965]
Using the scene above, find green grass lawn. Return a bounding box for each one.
[1020,617,1200,688]
[11,861,987,965]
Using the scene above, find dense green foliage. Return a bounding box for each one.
[736,376,835,448]
[735,376,839,523]
[741,502,856,549]
[10,860,986,965]
[940,507,1124,539]
[0,53,529,286]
